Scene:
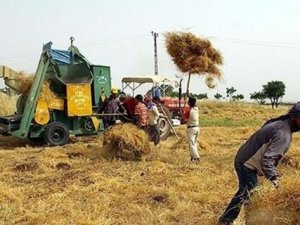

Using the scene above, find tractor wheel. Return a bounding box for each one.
[158,105,172,140]
[44,122,69,146]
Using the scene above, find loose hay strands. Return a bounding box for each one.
[39,81,59,103]
[17,71,34,95]
[0,92,18,116]
[246,176,300,225]
[172,127,210,152]
[164,32,223,80]
[103,123,151,160]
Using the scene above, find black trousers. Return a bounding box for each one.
[149,124,160,145]
[219,161,258,223]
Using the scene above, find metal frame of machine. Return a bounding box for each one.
[0,41,112,146]
[121,75,178,97]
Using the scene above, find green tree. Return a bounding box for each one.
[262,81,286,108]
[250,91,267,104]
[226,87,237,99]
[214,93,222,100]
[232,94,244,101]
[198,93,208,99]
[190,93,208,99]
[160,84,174,97]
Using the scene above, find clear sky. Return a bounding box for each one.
[0,0,300,101]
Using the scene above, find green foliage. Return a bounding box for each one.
[226,87,236,99]
[232,94,244,101]
[160,84,174,97]
[190,93,208,99]
[262,81,286,108]
[200,117,261,127]
[161,84,208,100]
[214,93,223,100]
[250,91,267,104]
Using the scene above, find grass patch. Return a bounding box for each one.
[200,117,262,127]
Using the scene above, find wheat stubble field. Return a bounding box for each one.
[0,101,299,225]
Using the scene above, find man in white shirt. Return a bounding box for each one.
[183,97,200,161]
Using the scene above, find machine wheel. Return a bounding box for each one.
[158,105,172,140]
[44,122,69,146]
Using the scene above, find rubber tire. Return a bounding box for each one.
[158,105,172,141]
[44,122,69,146]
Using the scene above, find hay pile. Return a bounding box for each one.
[246,176,300,225]
[164,32,223,89]
[103,123,151,160]
[0,92,18,116]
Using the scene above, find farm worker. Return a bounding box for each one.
[146,96,162,145]
[218,103,300,225]
[98,89,124,128]
[97,93,119,128]
[134,94,149,130]
[183,97,200,161]
[120,95,137,122]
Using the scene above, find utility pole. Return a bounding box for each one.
[151,31,159,75]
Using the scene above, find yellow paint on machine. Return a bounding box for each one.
[35,99,50,125]
[91,116,101,130]
[66,84,92,116]
[48,97,64,110]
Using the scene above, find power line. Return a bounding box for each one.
[208,36,300,49]
[79,33,149,48]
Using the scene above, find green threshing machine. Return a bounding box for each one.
[0,40,111,146]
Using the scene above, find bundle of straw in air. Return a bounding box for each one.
[165,32,223,88]
[103,123,151,160]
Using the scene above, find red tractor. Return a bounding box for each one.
[121,75,189,139]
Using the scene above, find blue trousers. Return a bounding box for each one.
[219,161,258,223]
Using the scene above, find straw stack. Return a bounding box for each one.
[103,123,151,160]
